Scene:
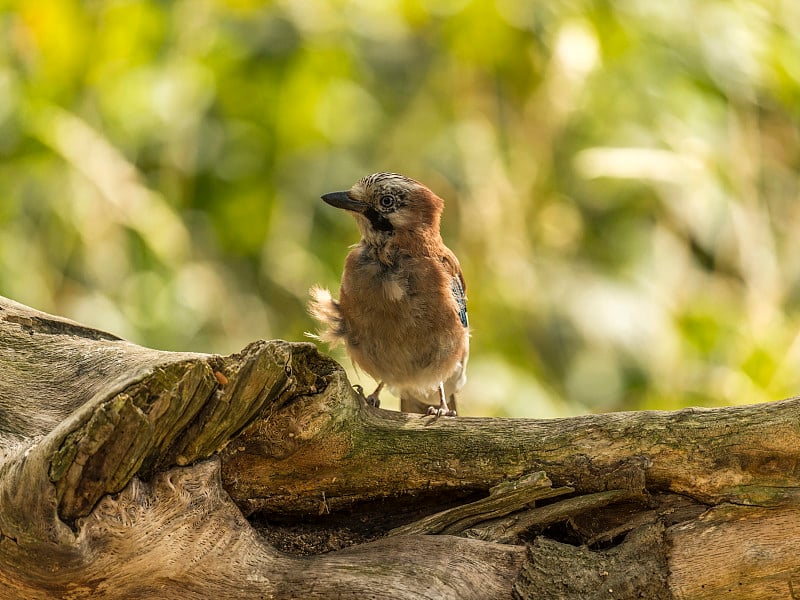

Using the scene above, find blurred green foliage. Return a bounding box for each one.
[1,0,799,417]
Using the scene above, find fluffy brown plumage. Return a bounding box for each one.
[309,172,468,416]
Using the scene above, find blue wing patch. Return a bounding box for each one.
[451,277,468,328]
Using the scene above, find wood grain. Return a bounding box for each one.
[4,294,800,599]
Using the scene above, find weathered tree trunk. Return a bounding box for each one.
[2,294,800,599]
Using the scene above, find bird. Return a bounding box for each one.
[308,172,468,416]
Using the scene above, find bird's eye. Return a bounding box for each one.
[379,195,395,209]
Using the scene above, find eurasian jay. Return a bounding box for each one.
[309,172,468,416]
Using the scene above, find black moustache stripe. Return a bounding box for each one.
[363,207,394,232]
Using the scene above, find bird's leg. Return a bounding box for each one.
[427,382,457,417]
[366,382,384,408]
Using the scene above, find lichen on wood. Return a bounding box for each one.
[4,294,800,599]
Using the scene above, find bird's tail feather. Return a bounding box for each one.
[306,286,347,346]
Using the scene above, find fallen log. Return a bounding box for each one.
[2,295,800,599]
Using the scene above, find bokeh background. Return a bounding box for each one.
[2,0,799,417]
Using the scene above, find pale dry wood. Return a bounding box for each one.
[668,504,800,599]
[388,471,573,536]
[4,294,800,599]
[1,458,524,599]
[0,296,525,599]
[464,488,642,544]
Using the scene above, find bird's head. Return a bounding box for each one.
[321,172,444,241]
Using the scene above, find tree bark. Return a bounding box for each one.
[2,294,800,598]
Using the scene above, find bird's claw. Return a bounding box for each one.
[426,406,457,417]
[353,384,381,408]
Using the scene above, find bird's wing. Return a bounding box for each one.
[442,251,468,328]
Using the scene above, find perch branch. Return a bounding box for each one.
[4,295,800,599]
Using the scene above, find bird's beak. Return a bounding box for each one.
[321,191,367,213]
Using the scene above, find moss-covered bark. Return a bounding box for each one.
[3,295,800,599]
